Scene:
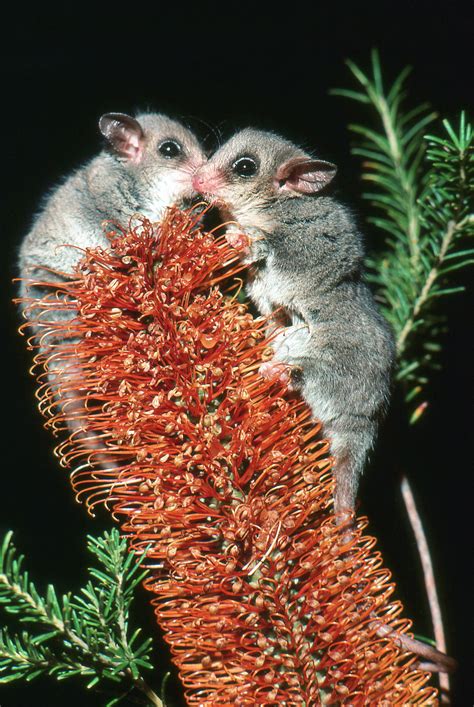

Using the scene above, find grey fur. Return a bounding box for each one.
[19,112,206,297]
[18,112,206,464]
[194,128,396,516]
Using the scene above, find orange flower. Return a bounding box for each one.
[19,207,437,704]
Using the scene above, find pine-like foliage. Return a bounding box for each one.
[18,208,438,704]
[0,529,161,706]
[333,50,473,421]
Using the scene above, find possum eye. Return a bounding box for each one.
[232,156,258,178]
[158,140,182,159]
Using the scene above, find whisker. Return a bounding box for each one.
[182,115,224,152]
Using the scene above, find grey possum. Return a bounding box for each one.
[19,111,206,293]
[191,128,458,674]
[18,112,206,462]
[192,127,396,518]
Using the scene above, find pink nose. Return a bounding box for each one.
[192,173,206,192]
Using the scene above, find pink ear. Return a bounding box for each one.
[275,157,337,194]
[99,113,144,163]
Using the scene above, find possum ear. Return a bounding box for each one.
[99,113,145,162]
[275,157,337,194]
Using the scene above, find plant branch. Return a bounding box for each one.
[401,476,451,701]
[334,53,473,419]
[371,85,421,267]
[0,530,161,705]
[135,676,164,707]
[396,219,458,357]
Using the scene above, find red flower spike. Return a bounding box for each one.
[18,206,438,704]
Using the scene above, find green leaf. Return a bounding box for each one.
[329,88,370,103]
[344,58,372,89]
[386,65,412,105]
[0,530,158,702]
[333,51,473,422]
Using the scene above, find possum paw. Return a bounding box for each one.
[259,360,292,385]
[225,231,250,251]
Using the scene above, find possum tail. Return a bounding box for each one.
[325,420,375,520]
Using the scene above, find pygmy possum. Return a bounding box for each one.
[192,128,396,519]
[191,129,460,672]
[19,111,206,293]
[18,111,207,459]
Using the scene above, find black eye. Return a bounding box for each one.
[232,156,258,178]
[158,140,182,159]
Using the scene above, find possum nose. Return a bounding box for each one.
[192,173,206,192]
[192,170,225,196]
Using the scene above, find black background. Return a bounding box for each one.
[1,3,472,705]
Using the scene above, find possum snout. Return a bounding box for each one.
[192,172,207,191]
[192,166,227,198]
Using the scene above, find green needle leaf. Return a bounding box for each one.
[333,54,473,422]
[0,530,160,704]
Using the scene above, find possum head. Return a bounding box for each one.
[99,112,206,218]
[192,128,336,231]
